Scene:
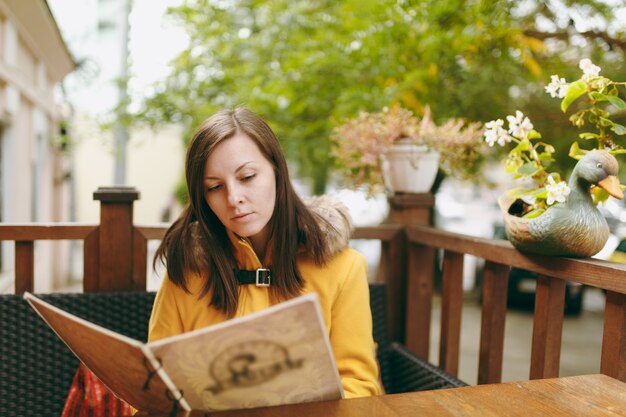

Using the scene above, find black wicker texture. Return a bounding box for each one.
[369,283,393,390]
[368,283,467,394]
[0,291,156,417]
[386,342,468,393]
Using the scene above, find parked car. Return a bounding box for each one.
[507,267,584,315]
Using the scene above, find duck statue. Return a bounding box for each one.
[498,150,624,257]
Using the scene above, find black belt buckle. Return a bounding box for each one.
[255,268,271,287]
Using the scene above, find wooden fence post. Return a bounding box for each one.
[91,186,140,291]
[387,193,434,226]
[387,192,435,351]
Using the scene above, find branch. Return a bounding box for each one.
[523,29,626,52]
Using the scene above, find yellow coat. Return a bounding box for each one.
[148,231,381,399]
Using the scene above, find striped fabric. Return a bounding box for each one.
[61,364,132,417]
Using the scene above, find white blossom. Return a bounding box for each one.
[545,75,569,98]
[506,111,534,139]
[545,176,570,205]
[579,58,601,82]
[483,119,511,147]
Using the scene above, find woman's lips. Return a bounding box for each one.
[231,213,252,223]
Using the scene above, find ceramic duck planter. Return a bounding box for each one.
[499,150,624,257]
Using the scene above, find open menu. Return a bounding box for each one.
[24,292,343,413]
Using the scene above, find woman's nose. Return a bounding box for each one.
[226,184,243,206]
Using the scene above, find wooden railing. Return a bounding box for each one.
[1,187,624,384]
[404,225,626,383]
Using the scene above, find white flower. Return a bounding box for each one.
[545,75,569,98]
[545,176,571,205]
[483,119,511,147]
[579,58,601,82]
[521,195,536,206]
[506,111,534,139]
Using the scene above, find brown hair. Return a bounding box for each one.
[154,108,331,316]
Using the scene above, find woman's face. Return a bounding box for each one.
[203,133,276,253]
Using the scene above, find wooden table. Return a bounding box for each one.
[137,374,626,416]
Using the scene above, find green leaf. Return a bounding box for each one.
[504,161,519,174]
[517,162,540,176]
[579,132,599,140]
[568,142,586,160]
[599,117,614,127]
[522,208,545,219]
[590,91,608,102]
[591,186,610,205]
[531,188,547,198]
[512,138,531,153]
[606,95,626,110]
[505,159,521,174]
[609,149,626,155]
[527,130,542,140]
[538,152,554,162]
[561,80,587,112]
[610,123,626,135]
[507,187,538,198]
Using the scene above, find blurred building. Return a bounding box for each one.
[0,0,74,291]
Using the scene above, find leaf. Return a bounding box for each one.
[527,130,542,140]
[538,152,554,162]
[512,138,531,153]
[599,117,614,127]
[609,149,626,155]
[517,162,540,176]
[579,132,599,140]
[531,188,547,198]
[522,208,545,219]
[505,161,519,174]
[507,187,538,198]
[591,186,610,205]
[610,123,626,135]
[561,80,587,112]
[606,95,626,110]
[590,91,608,102]
[568,142,586,160]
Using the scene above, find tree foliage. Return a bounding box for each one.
[131,0,626,194]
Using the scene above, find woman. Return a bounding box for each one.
[149,108,380,398]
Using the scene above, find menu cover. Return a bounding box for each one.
[24,292,343,413]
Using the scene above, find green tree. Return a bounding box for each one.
[131,0,626,195]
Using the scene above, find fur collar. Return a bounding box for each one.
[305,195,353,256]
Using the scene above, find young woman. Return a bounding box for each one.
[149,108,380,398]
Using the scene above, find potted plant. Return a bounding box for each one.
[330,105,486,195]
[485,58,626,257]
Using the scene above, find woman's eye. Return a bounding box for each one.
[206,184,221,193]
[241,173,256,182]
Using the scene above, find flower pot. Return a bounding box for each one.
[497,193,610,258]
[380,142,440,194]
